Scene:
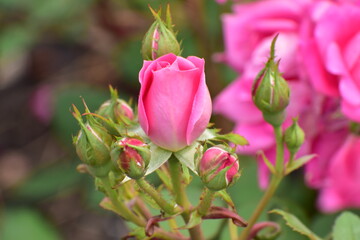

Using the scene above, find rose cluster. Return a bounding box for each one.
[214,0,360,212]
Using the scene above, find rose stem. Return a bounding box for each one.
[100,176,146,227]
[238,126,285,240]
[197,188,215,216]
[168,155,205,240]
[136,177,179,215]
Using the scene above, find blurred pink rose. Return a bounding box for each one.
[30,84,54,124]
[301,1,360,121]
[304,97,349,188]
[138,53,212,152]
[221,0,310,77]
[318,134,360,212]
[215,0,360,212]
[305,128,347,188]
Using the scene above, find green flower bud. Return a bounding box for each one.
[284,118,305,154]
[141,6,180,60]
[252,35,290,126]
[72,105,113,177]
[111,138,151,179]
[97,87,134,123]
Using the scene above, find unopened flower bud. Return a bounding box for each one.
[111,138,151,179]
[284,118,305,154]
[252,36,290,126]
[198,146,240,191]
[73,109,113,177]
[141,6,180,60]
[97,99,134,123]
[94,88,134,135]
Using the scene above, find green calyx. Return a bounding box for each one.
[202,166,230,191]
[201,164,240,191]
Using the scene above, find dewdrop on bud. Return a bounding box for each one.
[284,118,305,154]
[141,6,180,60]
[198,146,240,191]
[111,138,151,179]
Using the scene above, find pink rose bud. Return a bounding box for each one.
[72,105,113,177]
[198,146,240,191]
[141,6,180,60]
[138,53,212,152]
[110,138,151,179]
[252,36,290,126]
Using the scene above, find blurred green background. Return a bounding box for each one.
[0,0,347,239]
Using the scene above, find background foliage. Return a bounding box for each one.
[0,0,358,239]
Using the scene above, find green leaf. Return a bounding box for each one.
[146,143,172,174]
[285,154,317,175]
[174,143,200,173]
[216,190,235,209]
[333,211,360,240]
[270,209,322,240]
[258,151,275,174]
[0,208,61,240]
[216,133,249,146]
[198,128,217,141]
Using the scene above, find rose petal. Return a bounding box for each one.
[144,67,199,151]
[186,56,212,145]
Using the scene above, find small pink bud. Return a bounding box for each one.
[97,99,134,123]
[198,146,240,191]
[119,101,134,120]
[111,138,151,179]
